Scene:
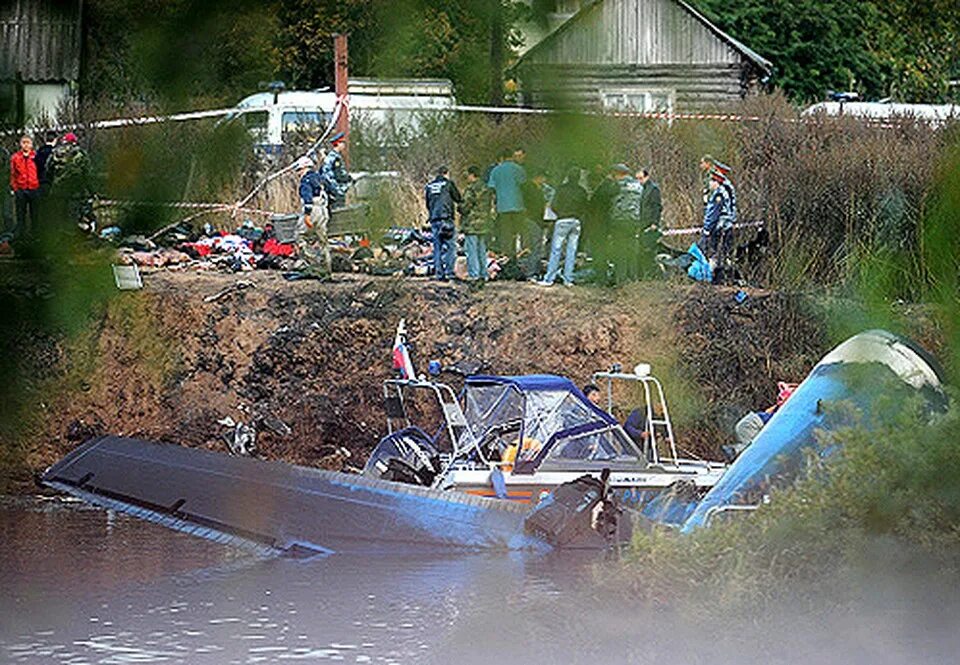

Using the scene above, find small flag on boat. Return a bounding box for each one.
[392,319,416,379]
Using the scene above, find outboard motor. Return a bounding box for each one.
[363,427,441,487]
[524,470,625,548]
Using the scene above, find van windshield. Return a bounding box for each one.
[282,111,330,137]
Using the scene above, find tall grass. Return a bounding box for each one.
[615,392,960,616]
[614,132,960,614]
[347,93,954,296]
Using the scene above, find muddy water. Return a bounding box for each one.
[3,496,960,665]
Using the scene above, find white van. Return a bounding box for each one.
[227,78,456,155]
[802,101,960,126]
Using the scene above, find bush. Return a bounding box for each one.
[614,392,960,616]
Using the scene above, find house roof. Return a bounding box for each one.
[515,0,772,75]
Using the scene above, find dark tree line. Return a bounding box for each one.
[79,0,960,110]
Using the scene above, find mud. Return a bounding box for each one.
[10,271,833,482]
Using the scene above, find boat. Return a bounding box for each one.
[362,367,727,506]
[40,331,939,553]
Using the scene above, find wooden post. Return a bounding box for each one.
[333,33,349,167]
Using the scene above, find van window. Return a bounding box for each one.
[282,111,330,135]
[240,110,269,143]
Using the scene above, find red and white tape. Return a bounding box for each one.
[660,221,764,237]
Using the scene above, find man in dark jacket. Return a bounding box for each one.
[636,168,664,278]
[35,130,57,193]
[637,169,662,228]
[425,165,462,281]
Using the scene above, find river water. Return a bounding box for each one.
[3,495,959,665]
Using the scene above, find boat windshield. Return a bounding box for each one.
[463,383,525,438]
[463,376,638,465]
[540,426,638,463]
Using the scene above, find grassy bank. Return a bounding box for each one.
[612,393,960,618]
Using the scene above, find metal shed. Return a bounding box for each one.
[0,0,83,124]
[515,0,772,112]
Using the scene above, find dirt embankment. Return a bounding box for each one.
[13,272,828,485]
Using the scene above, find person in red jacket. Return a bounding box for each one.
[9,134,40,239]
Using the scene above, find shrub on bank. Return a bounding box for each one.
[616,392,960,615]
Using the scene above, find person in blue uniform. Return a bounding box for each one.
[295,156,331,274]
[320,132,352,211]
[700,170,730,264]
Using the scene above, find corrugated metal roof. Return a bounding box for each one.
[0,0,82,82]
[516,0,772,74]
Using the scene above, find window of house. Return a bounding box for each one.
[600,89,675,114]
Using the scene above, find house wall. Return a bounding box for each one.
[520,62,754,112]
[524,0,743,67]
[1,0,82,124]
[517,0,764,111]
[0,0,83,82]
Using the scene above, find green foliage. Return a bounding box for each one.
[272,0,526,103]
[620,393,960,614]
[690,0,960,103]
[83,0,279,109]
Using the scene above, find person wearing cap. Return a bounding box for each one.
[712,161,737,276]
[424,165,462,281]
[295,156,331,275]
[700,169,731,267]
[320,132,352,211]
[9,134,40,239]
[47,132,93,231]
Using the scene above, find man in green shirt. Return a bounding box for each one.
[460,166,494,280]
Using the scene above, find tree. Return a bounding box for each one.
[82,0,278,109]
[273,0,527,104]
[691,0,960,103]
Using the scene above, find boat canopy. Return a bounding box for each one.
[463,374,637,469]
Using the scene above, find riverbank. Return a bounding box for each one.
[0,269,916,492]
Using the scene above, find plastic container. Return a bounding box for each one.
[271,214,300,243]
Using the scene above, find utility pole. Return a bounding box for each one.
[333,33,350,167]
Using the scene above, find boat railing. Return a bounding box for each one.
[592,369,681,466]
[702,503,759,527]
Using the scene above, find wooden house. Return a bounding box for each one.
[515,0,772,113]
[1,0,83,125]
